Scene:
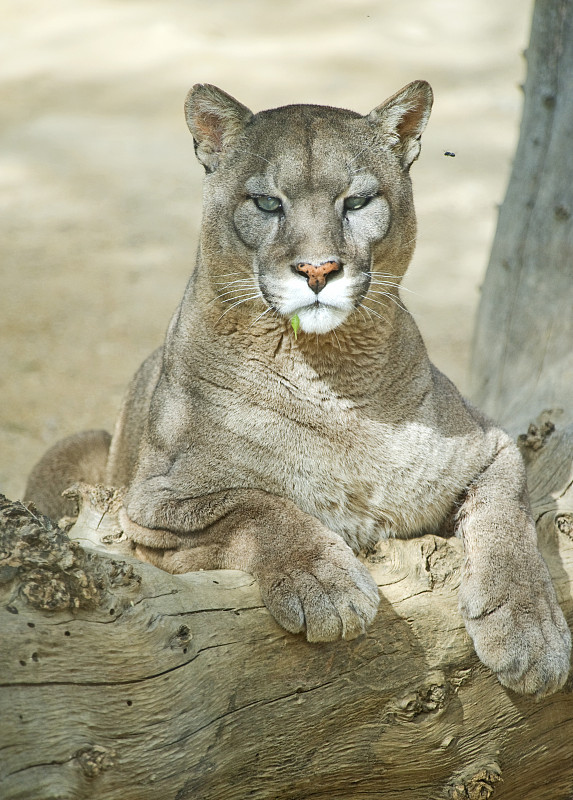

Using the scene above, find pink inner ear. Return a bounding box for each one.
[196,111,224,150]
[397,101,426,138]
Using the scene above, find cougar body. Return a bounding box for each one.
[26,82,571,696]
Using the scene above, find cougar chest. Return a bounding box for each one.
[214,372,471,552]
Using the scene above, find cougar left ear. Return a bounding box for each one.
[184,84,253,172]
[367,80,433,171]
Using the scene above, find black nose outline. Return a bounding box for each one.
[293,260,342,294]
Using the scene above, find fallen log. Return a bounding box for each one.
[1,411,572,799]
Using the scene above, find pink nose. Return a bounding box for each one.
[294,260,341,293]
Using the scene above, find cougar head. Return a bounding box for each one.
[185,81,433,335]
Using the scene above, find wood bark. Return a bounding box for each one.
[2,1,573,798]
[470,0,573,436]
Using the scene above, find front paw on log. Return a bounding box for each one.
[460,575,571,696]
[257,540,380,642]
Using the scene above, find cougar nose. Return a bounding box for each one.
[294,260,341,294]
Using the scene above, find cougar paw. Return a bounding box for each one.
[258,542,380,642]
[460,577,571,696]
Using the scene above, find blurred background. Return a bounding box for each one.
[1,0,533,501]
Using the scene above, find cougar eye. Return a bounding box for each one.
[253,195,282,213]
[344,195,373,212]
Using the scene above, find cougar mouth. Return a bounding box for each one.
[293,302,351,335]
[257,258,369,335]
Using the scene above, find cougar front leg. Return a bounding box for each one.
[121,483,380,642]
[456,435,571,696]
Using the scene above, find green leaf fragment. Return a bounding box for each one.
[291,314,300,339]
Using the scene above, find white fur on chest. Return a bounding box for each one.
[284,414,478,550]
[214,379,486,552]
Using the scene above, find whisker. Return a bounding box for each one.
[369,281,417,296]
[368,266,423,297]
[360,293,396,326]
[398,281,420,295]
[367,271,402,280]
[398,235,419,249]
[213,281,255,290]
[216,293,262,323]
[365,292,407,314]
[248,306,274,329]
[215,286,261,304]
[215,281,256,295]
[236,138,273,166]
[366,273,411,306]
[216,286,258,301]
[367,287,403,297]
[329,327,342,353]
[348,137,382,165]
[368,291,409,310]
[368,282,402,292]
[356,306,370,324]
[220,291,261,305]
[214,278,254,285]
[360,303,389,325]
[213,274,254,282]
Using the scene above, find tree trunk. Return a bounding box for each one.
[470,0,573,435]
[2,2,573,799]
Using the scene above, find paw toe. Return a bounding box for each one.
[467,603,571,696]
[263,575,306,635]
[259,551,380,642]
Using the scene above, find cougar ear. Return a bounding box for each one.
[367,80,433,171]
[184,84,253,172]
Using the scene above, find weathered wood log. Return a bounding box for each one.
[1,413,572,800]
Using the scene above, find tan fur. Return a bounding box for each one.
[26,82,571,695]
[25,430,111,520]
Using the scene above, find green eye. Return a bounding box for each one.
[344,195,372,212]
[253,195,282,213]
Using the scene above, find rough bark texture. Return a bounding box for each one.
[471,0,573,436]
[1,459,572,800]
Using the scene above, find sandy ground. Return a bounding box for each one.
[1,0,533,502]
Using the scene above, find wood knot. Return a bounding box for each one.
[74,745,116,778]
[556,514,573,538]
[517,419,555,453]
[382,672,450,723]
[554,204,571,221]
[170,623,193,652]
[448,764,502,799]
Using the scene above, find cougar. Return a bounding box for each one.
[26,81,571,696]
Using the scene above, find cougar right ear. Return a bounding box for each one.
[184,84,253,172]
[367,80,433,171]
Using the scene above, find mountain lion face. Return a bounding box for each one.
[186,82,433,334]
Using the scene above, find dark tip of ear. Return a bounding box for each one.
[184,84,222,127]
[186,83,223,103]
[410,79,434,108]
[410,79,433,95]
